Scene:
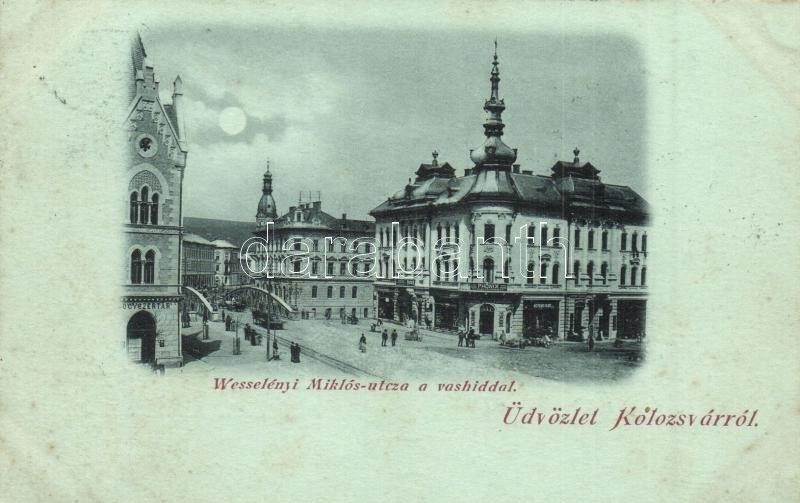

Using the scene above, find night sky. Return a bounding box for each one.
[142,26,647,222]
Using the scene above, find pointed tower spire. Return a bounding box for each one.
[256,159,278,224]
[469,41,517,170]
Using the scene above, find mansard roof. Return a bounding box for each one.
[370,160,649,224]
[273,204,374,234]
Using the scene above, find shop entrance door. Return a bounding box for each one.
[479,304,495,335]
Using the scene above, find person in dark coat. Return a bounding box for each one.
[468,328,476,348]
[381,329,388,347]
[272,337,280,359]
[458,330,465,347]
[391,330,397,347]
[588,333,595,352]
[291,342,301,363]
[359,334,367,353]
[226,315,232,331]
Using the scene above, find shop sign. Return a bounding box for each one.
[395,279,415,286]
[470,283,508,292]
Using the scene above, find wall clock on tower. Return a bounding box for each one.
[134,133,158,158]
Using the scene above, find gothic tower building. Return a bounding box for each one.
[256,161,278,229]
[123,34,187,368]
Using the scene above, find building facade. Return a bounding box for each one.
[182,233,216,291]
[212,239,246,288]
[123,35,187,367]
[370,49,649,341]
[251,167,376,321]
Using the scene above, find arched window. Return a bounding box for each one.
[552,263,560,284]
[620,265,627,286]
[574,228,581,248]
[437,224,442,242]
[435,259,440,280]
[553,227,561,242]
[327,286,333,298]
[327,261,334,276]
[150,193,159,225]
[539,263,548,284]
[351,286,357,298]
[574,261,581,285]
[130,249,142,284]
[601,262,608,284]
[139,187,149,225]
[601,230,608,250]
[588,230,595,249]
[631,266,638,286]
[339,286,345,298]
[540,225,548,246]
[632,233,639,252]
[526,262,535,284]
[144,250,155,284]
[311,286,318,298]
[443,259,450,280]
[129,192,138,223]
[642,234,648,252]
[641,267,647,286]
[482,258,495,283]
[621,232,628,251]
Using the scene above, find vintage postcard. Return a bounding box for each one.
[1,1,798,501]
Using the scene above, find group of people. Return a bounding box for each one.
[181,311,192,328]
[457,328,477,348]
[359,329,398,352]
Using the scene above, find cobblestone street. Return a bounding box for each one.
[181,317,642,382]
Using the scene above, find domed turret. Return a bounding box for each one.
[256,161,278,226]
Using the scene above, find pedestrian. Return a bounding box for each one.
[588,331,595,352]
[225,315,232,331]
[359,333,367,353]
[291,342,301,363]
[221,309,226,323]
[457,330,465,347]
[381,329,388,347]
[425,316,431,330]
[468,328,476,348]
[272,337,279,359]
[391,330,397,346]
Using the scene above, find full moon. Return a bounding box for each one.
[218,106,247,135]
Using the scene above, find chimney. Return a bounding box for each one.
[341,213,347,221]
[512,164,520,174]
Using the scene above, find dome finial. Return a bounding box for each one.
[573,147,580,164]
[432,150,439,166]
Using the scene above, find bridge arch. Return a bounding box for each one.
[225,285,295,313]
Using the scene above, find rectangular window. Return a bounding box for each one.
[642,234,647,252]
[313,239,319,252]
[311,262,318,275]
[505,225,511,243]
[621,233,627,251]
[340,241,347,253]
[339,262,346,275]
[574,229,581,248]
[553,227,560,241]
[484,224,495,240]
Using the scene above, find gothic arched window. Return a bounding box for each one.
[130,249,142,284]
[129,192,138,223]
[139,187,149,225]
[150,193,159,225]
[144,250,155,284]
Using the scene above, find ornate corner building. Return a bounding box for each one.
[251,166,376,321]
[370,48,650,341]
[123,34,187,367]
